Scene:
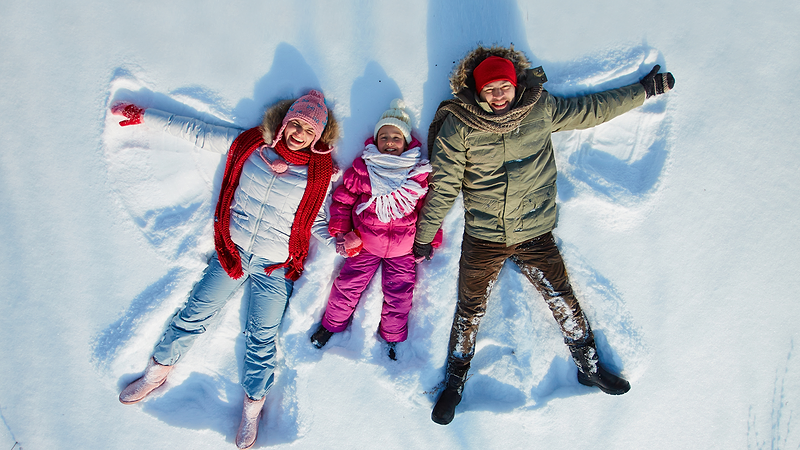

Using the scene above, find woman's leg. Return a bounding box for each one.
[377,253,416,343]
[153,253,247,365]
[239,258,294,401]
[321,250,382,333]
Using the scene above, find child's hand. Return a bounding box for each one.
[111,102,144,127]
[343,231,363,257]
[335,232,363,257]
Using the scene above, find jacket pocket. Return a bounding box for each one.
[463,191,502,231]
[518,182,557,230]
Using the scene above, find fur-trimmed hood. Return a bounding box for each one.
[449,45,547,100]
[259,97,340,149]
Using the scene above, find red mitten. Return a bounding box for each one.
[343,231,363,257]
[111,103,144,127]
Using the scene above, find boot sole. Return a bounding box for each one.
[431,412,454,425]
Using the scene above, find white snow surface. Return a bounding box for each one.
[1,1,799,449]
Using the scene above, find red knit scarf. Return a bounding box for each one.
[266,138,333,280]
[213,127,333,281]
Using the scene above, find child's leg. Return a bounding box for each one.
[377,253,416,342]
[322,250,381,333]
[240,257,294,401]
[153,252,246,365]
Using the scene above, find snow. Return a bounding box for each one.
[1,0,799,449]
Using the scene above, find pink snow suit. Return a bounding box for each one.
[322,136,432,342]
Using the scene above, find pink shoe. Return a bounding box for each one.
[236,395,266,449]
[119,357,173,405]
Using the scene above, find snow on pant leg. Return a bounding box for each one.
[240,258,294,401]
[377,253,416,343]
[446,233,511,375]
[153,252,246,365]
[321,250,382,333]
[510,232,593,345]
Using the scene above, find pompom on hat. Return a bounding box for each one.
[373,98,412,143]
[473,56,518,93]
[272,89,331,154]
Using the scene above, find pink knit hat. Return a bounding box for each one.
[272,89,331,154]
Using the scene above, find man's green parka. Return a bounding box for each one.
[416,48,646,246]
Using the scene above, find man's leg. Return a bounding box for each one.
[447,234,511,373]
[510,232,592,345]
[433,233,510,425]
[511,232,629,395]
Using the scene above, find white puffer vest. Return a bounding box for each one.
[144,109,332,262]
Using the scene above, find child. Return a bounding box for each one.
[309,99,440,360]
[112,90,338,450]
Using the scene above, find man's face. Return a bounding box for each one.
[479,80,516,114]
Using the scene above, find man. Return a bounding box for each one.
[414,45,674,425]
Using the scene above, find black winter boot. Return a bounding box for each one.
[431,371,466,425]
[310,324,334,349]
[569,342,630,395]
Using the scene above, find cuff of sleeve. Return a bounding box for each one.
[328,218,352,236]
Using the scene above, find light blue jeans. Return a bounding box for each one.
[152,248,293,400]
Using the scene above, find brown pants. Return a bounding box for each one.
[447,232,593,376]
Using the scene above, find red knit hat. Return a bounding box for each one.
[473,56,518,93]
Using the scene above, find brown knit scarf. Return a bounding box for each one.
[427,85,543,151]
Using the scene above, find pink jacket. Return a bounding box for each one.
[328,137,431,259]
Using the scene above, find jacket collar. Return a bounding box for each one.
[454,66,548,114]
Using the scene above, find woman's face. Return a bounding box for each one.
[479,80,516,114]
[283,119,316,150]
[375,125,408,156]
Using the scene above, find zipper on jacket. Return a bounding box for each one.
[385,219,395,258]
[246,169,278,252]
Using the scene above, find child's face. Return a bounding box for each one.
[376,126,407,156]
[479,80,516,114]
[283,119,316,151]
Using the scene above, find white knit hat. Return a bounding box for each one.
[373,98,412,143]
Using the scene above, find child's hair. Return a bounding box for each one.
[374,99,412,143]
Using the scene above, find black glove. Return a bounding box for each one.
[639,65,675,98]
[412,241,433,262]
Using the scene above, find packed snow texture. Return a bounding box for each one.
[1,1,799,449]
